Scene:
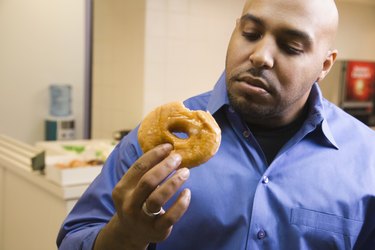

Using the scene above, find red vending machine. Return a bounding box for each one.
[341,60,375,126]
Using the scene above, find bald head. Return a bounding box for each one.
[242,0,339,49]
[225,0,340,126]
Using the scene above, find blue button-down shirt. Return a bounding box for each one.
[57,72,375,249]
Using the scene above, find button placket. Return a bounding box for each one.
[243,130,251,138]
[261,175,269,184]
[257,229,266,240]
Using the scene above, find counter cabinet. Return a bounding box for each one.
[0,154,88,250]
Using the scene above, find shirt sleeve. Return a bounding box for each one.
[58,226,102,250]
[56,129,142,249]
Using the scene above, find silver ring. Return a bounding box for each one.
[142,202,162,217]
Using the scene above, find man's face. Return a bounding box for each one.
[225,0,337,126]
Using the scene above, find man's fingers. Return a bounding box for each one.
[145,168,190,213]
[124,143,173,185]
[155,188,191,230]
[112,143,173,213]
[132,153,182,208]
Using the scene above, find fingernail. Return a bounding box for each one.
[162,143,173,151]
[169,153,182,166]
[183,188,191,202]
[178,168,190,179]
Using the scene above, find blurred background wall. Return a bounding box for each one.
[0,0,88,143]
[0,0,374,142]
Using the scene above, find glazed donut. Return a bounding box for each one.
[138,102,221,169]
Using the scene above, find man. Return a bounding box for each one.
[57,0,375,249]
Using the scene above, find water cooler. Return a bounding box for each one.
[45,84,75,141]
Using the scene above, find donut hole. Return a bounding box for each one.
[172,131,189,139]
[167,121,191,140]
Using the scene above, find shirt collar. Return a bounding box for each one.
[307,83,339,149]
[206,71,229,114]
[206,71,339,149]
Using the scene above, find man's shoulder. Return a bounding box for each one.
[183,90,212,111]
[322,98,375,142]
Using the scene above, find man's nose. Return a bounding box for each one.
[248,37,275,69]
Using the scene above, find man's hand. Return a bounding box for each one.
[94,143,191,250]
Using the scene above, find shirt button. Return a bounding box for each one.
[243,130,250,138]
[257,229,266,239]
[262,175,269,184]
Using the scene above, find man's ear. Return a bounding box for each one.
[317,49,338,82]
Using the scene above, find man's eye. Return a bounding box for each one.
[281,44,304,55]
[242,31,262,41]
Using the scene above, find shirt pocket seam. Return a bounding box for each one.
[290,207,363,238]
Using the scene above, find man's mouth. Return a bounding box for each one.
[237,75,271,94]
